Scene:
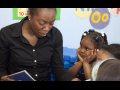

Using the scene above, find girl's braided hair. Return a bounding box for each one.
[80,29,108,50]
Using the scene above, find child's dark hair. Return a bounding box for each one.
[101,44,120,60]
[80,29,108,50]
[28,8,56,17]
[96,59,120,81]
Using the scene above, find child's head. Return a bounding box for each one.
[78,29,108,59]
[92,59,120,81]
[96,44,120,63]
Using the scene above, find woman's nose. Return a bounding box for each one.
[43,24,50,31]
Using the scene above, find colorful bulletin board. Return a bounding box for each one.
[73,8,120,30]
[73,8,95,19]
[108,8,120,16]
[1,8,120,49]
[13,8,61,20]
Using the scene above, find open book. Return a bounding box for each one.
[7,70,36,81]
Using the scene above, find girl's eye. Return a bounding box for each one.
[86,48,89,51]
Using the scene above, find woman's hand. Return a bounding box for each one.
[1,76,14,81]
[77,46,84,62]
[83,49,97,64]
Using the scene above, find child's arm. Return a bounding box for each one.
[83,50,97,80]
[68,60,83,77]
[83,61,91,80]
[68,46,83,77]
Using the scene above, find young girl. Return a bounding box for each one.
[92,58,120,81]
[68,29,108,81]
[92,44,120,81]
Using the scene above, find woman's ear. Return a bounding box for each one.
[27,9,31,20]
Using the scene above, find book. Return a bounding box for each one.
[7,70,36,81]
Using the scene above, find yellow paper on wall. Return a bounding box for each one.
[73,8,95,19]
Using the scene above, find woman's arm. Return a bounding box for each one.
[51,29,75,81]
[0,29,10,80]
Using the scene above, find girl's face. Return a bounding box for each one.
[78,36,96,59]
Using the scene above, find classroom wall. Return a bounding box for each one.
[0,8,120,49]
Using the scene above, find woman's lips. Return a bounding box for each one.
[41,33,47,36]
[39,32,47,37]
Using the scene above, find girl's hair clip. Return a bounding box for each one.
[95,37,99,41]
[90,29,95,32]
[101,32,104,37]
[83,33,87,36]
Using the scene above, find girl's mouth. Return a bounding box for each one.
[79,53,86,59]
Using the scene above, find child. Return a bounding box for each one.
[68,29,108,81]
[95,44,120,63]
[92,44,120,81]
[92,58,120,81]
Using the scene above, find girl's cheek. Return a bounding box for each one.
[86,50,89,56]
[87,50,92,56]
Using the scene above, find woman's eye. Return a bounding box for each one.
[50,22,54,25]
[39,22,45,26]
[39,23,45,26]
[50,23,53,25]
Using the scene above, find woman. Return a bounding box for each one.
[0,8,79,81]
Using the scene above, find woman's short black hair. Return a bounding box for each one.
[28,8,56,17]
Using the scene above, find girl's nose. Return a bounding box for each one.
[80,47,85,53]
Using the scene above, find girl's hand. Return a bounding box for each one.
[77,46,83,62]
[83,49,97,64]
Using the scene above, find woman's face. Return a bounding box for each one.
[78,36,96,59]
[28,9,56,38]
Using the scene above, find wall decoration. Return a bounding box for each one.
[73,8,95,19]
[108,8,120,16]
[13,8,28,20]
[13,8,61,20]
[89,8,110,29]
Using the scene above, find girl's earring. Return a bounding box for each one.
[29,19,30,21]
[97,49,99,52]
[83,33,86,36]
